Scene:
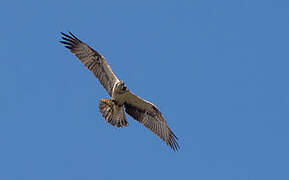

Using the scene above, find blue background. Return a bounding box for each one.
[1,0,289,179]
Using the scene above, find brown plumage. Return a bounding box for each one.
[60,32,179,151]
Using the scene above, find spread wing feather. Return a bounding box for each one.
[60,32,119,96]
[124,92,179,151]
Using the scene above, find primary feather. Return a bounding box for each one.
[60,32,118,96]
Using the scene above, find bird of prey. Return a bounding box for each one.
[60,32,179,151]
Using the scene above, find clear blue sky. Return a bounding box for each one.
[1,0,289,179]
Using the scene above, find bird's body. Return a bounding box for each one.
[112,81,128,106]
[60,32,179,151]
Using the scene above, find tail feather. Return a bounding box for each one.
[99,99,128,128]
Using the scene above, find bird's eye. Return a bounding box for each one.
[122,86,126,91]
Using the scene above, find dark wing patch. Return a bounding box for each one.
[124,93,179,151]
[60,32,119,96]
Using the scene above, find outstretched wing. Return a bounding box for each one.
[124,92,179,151]
[60,32,119,96]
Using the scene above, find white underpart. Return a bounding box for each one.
[112,82,128,105]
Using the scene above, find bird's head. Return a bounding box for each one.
[115,81,128,93]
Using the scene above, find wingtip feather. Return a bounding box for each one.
[68,31,78,39]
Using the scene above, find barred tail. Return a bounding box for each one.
[99,99,128,128]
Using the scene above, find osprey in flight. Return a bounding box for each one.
[60,32,179,151]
